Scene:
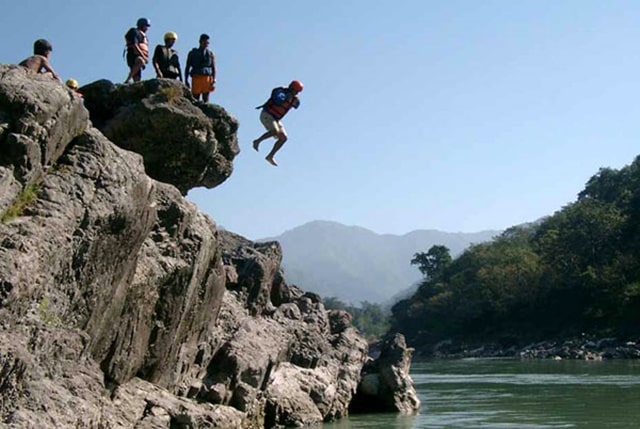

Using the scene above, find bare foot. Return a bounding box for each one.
[253,140,260,151]
[265,156,278,166]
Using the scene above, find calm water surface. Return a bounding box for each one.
[323,359,640,428]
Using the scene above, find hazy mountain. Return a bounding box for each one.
[261,220,500,304]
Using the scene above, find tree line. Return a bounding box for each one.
[391,155,640,349]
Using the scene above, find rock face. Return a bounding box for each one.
[0,64,372,427]
[350,334,421,414]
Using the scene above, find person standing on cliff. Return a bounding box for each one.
[124,18,151,83]
[19,39,61,82]
[185,34,216,102]
[252,80,303,166]
[152,31,182,81]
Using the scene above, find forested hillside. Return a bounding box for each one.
[392,156,640,350]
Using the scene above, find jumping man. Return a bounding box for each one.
[253,80,304,166]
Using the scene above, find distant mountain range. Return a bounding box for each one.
[260,220,500,304]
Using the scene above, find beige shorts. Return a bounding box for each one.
[260,110,285,135]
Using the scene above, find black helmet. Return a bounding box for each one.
[137,17,151,28]
[33,39,52,55]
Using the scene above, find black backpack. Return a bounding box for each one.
[123,28,138,59]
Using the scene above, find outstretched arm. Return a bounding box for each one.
[41,58,61,81]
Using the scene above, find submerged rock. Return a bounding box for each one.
[350,333,420,414]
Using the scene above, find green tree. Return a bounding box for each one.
[533,198,627,329]
[411,245,452,280]
[323,296,348,311]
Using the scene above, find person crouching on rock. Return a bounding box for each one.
[19,39,61,82]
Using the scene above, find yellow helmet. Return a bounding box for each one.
[164,31,178,41]
[65,78,79,90]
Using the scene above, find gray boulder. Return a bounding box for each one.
[81,78,239,195]
[350,333,421,414]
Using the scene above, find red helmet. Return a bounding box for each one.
[289,80,304,92]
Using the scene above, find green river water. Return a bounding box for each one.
[324,358,640,428]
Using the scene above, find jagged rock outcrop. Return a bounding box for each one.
[0,64,375,428]
[350,333,420,414]
[212,232,369,426]
[81,78,239,195]
[0,64,89,211]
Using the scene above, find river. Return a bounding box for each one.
[324,358,640,428]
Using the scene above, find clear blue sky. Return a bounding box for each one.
[3,1,640,240]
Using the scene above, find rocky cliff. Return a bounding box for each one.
[0,64,416,428]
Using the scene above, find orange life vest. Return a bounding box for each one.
[126,29,149,60]
[138,32,149,60]
[264,87,299,120]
